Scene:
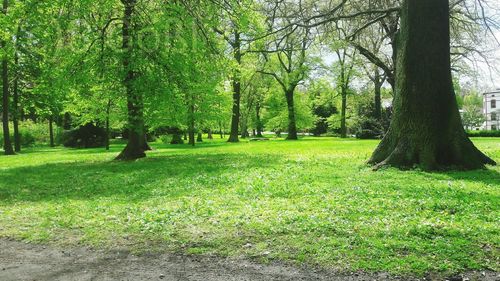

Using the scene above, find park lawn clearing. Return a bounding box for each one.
[0,137,498,276]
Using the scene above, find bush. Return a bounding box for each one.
[61,123,106,148]
[159,135,171,144]
[467,130,500,137]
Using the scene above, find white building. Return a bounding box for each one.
[483,90,500,130]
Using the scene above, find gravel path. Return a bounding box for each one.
[0,239,496,281]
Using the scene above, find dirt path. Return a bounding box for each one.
[0,239,496,281]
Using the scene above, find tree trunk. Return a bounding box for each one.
[116,0,146,160]
[188,129,195,146]
[197,132,203,142]
[369,0,496,171]
[228,31,241,143]
[13,48,20,152]
[105,100,111,151]
[49,116,55,147]
[143,135,152,151]
[1,0,14,155]
[374,70,383,120]
[340,89,347,138]
[284,89,298,140]
[207,129,213,140]
[255,102,264,137]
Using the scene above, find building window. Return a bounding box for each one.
[492,125,497,131]
[492,113,498,121]
[492,99,497,109]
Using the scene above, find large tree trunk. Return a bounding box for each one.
[285,89,298,140]
[2,0,14,155]
[116,0,146,160]
[369,0,495,171]
[228,31,241,143]
[340,89,347,138]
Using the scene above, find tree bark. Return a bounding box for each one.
[197,132,203,142]
[285,89,298,140]
[207,129,213,140]
[116,0,146,160]
[369,0,496,171]
[2,0,14,155]
[228,31,241,143]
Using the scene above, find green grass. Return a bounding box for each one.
[0,137,499,275]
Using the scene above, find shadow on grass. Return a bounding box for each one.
[0,153,281,203]
[423,167,500,187]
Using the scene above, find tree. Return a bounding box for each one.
[259,3,314,140]
[369,0,496,170]
[209,0,262,143]
[332,44,357,138]
[116,0,147,160]
[461,93,485,130]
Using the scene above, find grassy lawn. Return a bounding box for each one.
[0,137,498,275]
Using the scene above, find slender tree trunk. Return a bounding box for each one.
[197,132,203,142]
[228,31,241,143]
[374,70,383,120]
[116,0,146,160]
[2,0,14,155]
[369,0,495,170]
[188,101,195,146]
[207,129,213,140]
[105,99,111,151]
[49,116,55,147]
[256,102,263,137]
[285,89,298,140]
[13,47,20,152]
[340,89,347,138]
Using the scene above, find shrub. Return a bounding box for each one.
[159,135,171,144]
[467,130,500,137]
[61,123,106,148]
